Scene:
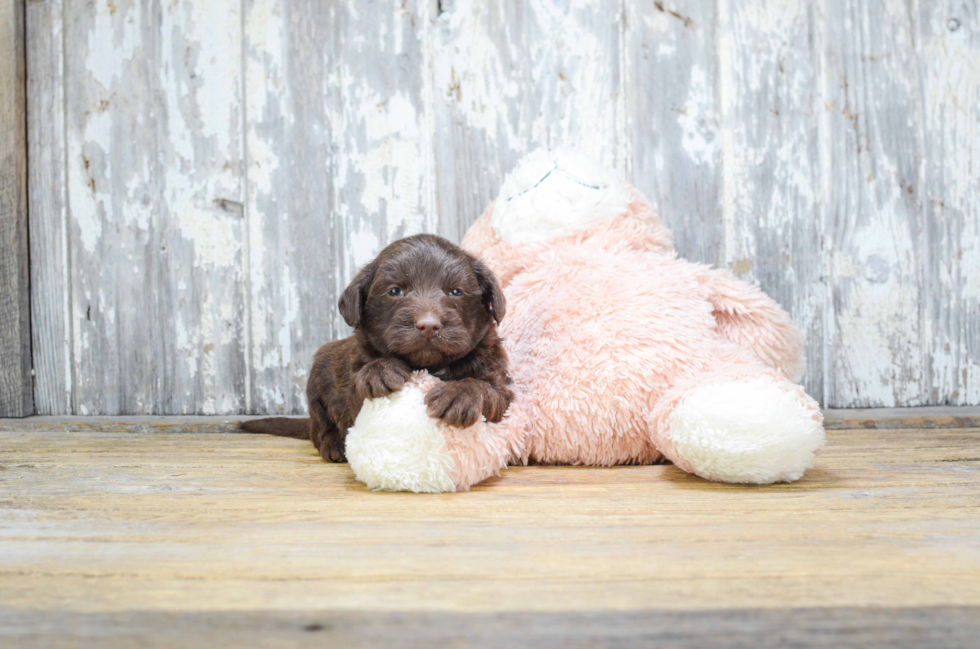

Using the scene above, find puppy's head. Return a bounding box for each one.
[339,234,505,368]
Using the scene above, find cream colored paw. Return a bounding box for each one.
[665,377,825,484]
[345,380,457,493]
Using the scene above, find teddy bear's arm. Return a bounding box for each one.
[700,268,806,382]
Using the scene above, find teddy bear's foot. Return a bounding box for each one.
[345,378,459,493]
[651,373,825,484]
[345,373,521,493]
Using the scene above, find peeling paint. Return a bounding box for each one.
[59,0,246,414]
[918,1,980,405]
[31,0,980,414]
[678,66,717,164]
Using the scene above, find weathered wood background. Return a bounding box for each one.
[1,0,33,417]
[24,0,979,414]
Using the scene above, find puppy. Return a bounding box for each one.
[240,234,513,462]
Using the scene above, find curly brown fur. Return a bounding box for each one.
[240,234,513,462]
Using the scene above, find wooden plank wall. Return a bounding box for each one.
[0,0,33,417]
[24,0,980,414]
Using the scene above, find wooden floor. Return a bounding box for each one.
[1,414,979,647]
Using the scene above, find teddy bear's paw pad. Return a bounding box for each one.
[345,383,457,493]
[666,377,826,484]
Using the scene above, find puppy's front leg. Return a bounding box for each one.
[355,357,412,399]
[424,378,510,428]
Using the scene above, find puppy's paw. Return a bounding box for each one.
[355,358,411,399]
[319,436,347,463]
[425,381,484,428]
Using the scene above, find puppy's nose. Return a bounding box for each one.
[415,313,442,336]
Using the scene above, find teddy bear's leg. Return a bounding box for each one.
[700,266,807,382]
[648,365,825,484]
[442,405,528,491]
[345,373,525,492]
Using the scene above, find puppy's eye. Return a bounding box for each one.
[388,287,402,297]
[449,288,463,297]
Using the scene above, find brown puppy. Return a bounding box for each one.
[240,234,513,462]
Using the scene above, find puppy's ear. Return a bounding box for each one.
[474,260,506,324]
[338,261,378,328]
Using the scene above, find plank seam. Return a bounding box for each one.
[617,0,632,182]
[59,0,74,415]
[5,407,980,433]
[907,0,931,405]
[240,0,252,414]
[421,0,440,236]
[815,0,833,409]
[20,0,35,416]
[716,0,732,269]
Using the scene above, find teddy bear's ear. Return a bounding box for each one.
[474,260,506,324]
[338,260,379,328]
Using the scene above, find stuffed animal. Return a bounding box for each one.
[345,149,825,492]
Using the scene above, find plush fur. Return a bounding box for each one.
[345,150,825,492]
[345,375,458,493]
[492,148,629,244]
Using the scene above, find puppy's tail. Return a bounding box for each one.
[238,417,310,439]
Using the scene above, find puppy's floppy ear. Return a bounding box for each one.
[338,260,378,328]
[473,260,506,324]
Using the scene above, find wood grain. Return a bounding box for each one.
[0,0,32,418]
[717,0,825,399]
[26,0,70,415]
[61,0,247,415]
[5,406,980,433]
[823,405,980,430]
[819,0,926,407]
[916,1,980,406]
[1,426,978,618]
[244,0,436,415]
[431,0,625,241]
[3,607,979,648]
[22,0,980,413]
[626,0,723,266]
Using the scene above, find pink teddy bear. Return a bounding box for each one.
[345,150,825,492]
